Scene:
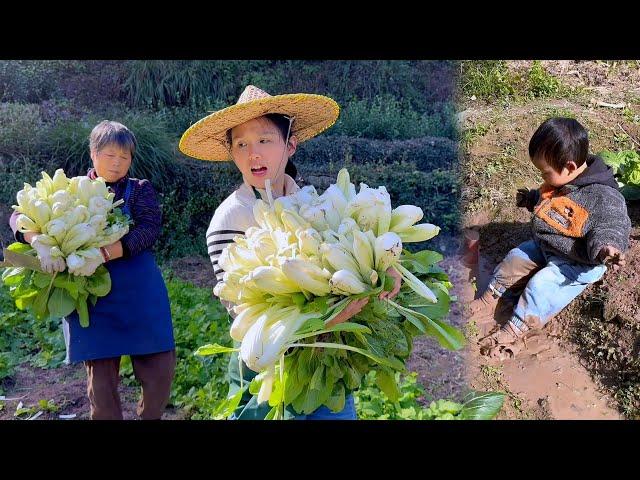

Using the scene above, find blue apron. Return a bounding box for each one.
[63,180,175,363]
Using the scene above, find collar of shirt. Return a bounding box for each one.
[237,174,300,205]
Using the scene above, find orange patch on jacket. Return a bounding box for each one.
[534,188,589,238]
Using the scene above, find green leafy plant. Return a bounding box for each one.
[600,149,640,200]
[354,370,504,419]
[163,273,234,418]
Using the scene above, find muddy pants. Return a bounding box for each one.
[487,240,607,329]
[84,350,176,420]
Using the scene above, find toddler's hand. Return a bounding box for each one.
[597,245,626,271]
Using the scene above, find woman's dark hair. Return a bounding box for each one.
[285,158,298,179]
[529,117,588,172]
[226,113,298,179]
[89,120,137,158]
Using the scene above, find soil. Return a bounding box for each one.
[0,362,185,420]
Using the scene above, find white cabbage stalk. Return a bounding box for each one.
[16,214,39,233]
[230,302,270,342]
[344,184,391,234]
[51,168,70,192]
[241,306,304,371]
[293,185,319,205]
[398,223,440,243]
[351,230,374,279]
[50,190,74,217]
[281,210,311,234]
[254,200,283,230]
[62,205,91,226]
[374,232,403,272]
[389,205,424,232]
[270,230,295,253]
[15,184,35,212]
[246,266,302,295]
[252,235,278,264]
[319,199,342,232]
[296,228,322,257]
[273,195,299,216]
[336,168,356,201]
[35,171,55,198]
[298,203,329,231]
[337,217,358,239]
[320,243,361,276]
[329,269,368,295]
[319,184,348,217]
[66,248,104,276]
[257,366,276,404]
[88,196,112,216]
[281,258,331,297]
[61,223,96,255]
[29,199,52,227]
[44,218,68,244]
[90,222,129,249]
[88,214,107,232]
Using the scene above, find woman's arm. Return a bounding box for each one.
[118,180,162,258]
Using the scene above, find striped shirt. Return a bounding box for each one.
[207,175,300,289]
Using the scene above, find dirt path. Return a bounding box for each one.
[0,363,185,420]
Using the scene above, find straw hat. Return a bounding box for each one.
[179,85,340,161]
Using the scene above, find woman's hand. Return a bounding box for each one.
[379,266,402,301]
[29,234,66,274]
[103,241,124,262]
[326,297,369,327]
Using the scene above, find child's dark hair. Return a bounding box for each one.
[529,117,588,172]
[90,120,137,158]
[226,113,298,179]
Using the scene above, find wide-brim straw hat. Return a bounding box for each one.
[179,85,340,161]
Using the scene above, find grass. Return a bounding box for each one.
[622,107,640,124]
[460,61,578,104]
[543,106,576,119]
[461,123,490,150]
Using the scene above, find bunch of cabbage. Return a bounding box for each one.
[1,169,130,327]
[202,168,464,418]
[13,169,130,276]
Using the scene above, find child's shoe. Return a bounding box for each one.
[466,289,501,336]
[479,320,533,360]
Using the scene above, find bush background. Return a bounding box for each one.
[0,60,460,259]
